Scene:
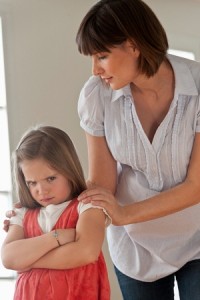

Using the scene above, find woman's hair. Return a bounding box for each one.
[12,125,87,208]
[76,0,168,77]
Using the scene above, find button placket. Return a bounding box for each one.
[124,95,161,190]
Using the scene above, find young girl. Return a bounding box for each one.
[1,125,110,300]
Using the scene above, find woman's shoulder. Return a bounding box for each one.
[78,76,111,134]
[168,54,200,92]
[168,54,200,71]
[79,76,111,101]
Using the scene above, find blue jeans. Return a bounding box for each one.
[114,259,200,300]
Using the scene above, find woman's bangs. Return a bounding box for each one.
[77,24,111,55]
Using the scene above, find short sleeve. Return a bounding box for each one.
[77,202,112,227]
[9,207,27,227]
[196,96,200,132]
[78,76,106,137]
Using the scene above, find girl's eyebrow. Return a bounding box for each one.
[25,179,35,184]
[26,173,58,183]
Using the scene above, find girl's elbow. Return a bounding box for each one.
[1,255,15,270]
[1,246,15,269]
[82,248,101,264]
[1,253,24,271]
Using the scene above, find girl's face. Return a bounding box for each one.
[21,158,71,207]
[91,40,140,90]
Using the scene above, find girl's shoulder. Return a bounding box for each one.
[10,207,28,227]
[77,202,112,226]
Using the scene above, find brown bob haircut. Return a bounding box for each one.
[12,125,87,208]
[76,0,168,77]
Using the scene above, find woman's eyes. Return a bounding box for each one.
[96,52,109,60]
[98,55,107,60]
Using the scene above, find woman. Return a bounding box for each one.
[76,0,200,299]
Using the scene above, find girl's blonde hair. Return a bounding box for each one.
[12,125,87,208]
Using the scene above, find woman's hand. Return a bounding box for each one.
[3,210,16,232]
[3,202,22,232]
[78,186,126,226]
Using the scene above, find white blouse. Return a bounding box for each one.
[78,54,200,281]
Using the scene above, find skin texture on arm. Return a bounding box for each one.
[30,207,106,269]
[78,132,200,225]
[1,225,75,270]
[85,133,118,194]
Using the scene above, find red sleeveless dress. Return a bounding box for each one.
[14,199,110,300]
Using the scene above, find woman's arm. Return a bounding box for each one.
[31,207,106,269]
[85,133,118,194]
[1,225,75,270]
[78,132,200,225]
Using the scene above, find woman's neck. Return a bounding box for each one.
[131,58,175,101]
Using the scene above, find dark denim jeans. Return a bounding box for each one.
[114,259,200,300]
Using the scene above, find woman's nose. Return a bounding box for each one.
[92,57,103,76]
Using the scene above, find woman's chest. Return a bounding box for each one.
[104,95,198,190]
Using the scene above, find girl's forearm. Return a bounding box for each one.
[21,208,105,270]
[2,231,59,270]
[32,211,105,270]
[32,239,100,270]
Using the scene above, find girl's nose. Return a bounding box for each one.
[37,182,48,195]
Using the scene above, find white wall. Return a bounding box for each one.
[1,0,94,173]
[1,0,200,299]
[145,0,200,60]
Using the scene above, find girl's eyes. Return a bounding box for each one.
[26,176,56,187]
[26,181,36,188]
[47,176,56,182]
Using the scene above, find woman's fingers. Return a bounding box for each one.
[3,219,10,232]
[14,202,22,209]
[78,187,112,202]
[78,187,126,225]
[3,203,21,232]
[5,210,16,218]
[5,202,21,218]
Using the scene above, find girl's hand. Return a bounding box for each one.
[78,187,126,226]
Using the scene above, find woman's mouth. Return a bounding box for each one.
[102,77,112,84]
